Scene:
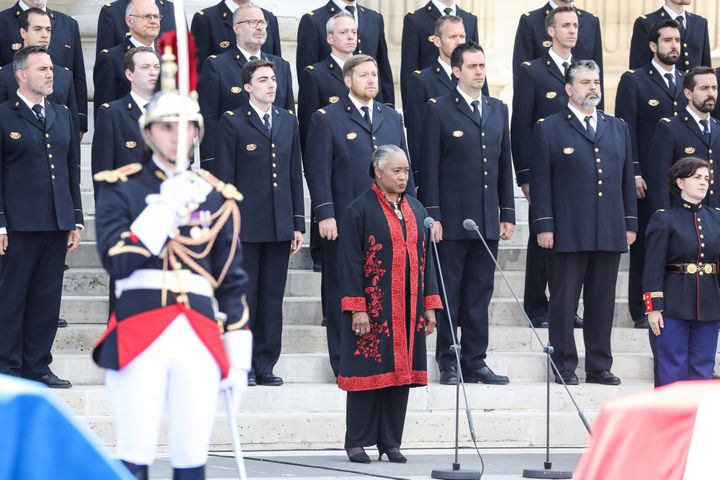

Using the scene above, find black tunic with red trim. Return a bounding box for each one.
[643,201,720,321]
[337,184,443,392]
[92,163,248,376]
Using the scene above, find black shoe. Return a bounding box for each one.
[464,366,509,385]
[321,317,327,327]
[36,372,72,389]
[64,264,69,271]
[312,262,322,273]
[573,314,583,328]
[586,370,621,385]
[122,461,149,480]
[173,465,204,480]
[256,372,283,386]
[634,315,649,329]
[530,317,549,328]
[378,446,407,463]
[58,318,68,328]
[346,447,371,463]
[555,370,579,385]
[713,371,720,380]
[439,367,458,385]
[247,371,256,387]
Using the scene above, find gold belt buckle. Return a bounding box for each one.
[703,263,714,274]
[686,263,698,274]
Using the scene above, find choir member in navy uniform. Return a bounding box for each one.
[296,0,394,105]
[0,0,87,134]
[646,67,720,213]
[418,42,515,386]
[190,0,281,73]
[338,146,441,464]
[400,1,481,111]
[297,11,355,151]
[615,19,686,330]
[0,46,83,388]
[297,11,355,277]
[92,47,159,185]
[644,157,720,387]
[96,0,176,55]
[531,60,637,386]
[404,15,466,167]
[214,59,305,387]
[304,54,412,377]
[511,6,581,329]
[512,1,603,79]
[198,3,293,171]
[92,64,251,480]
[629,1,710,72]
[93,0,160,116]
[0,8,79,130]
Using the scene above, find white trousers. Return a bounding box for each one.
[105,314,221,468]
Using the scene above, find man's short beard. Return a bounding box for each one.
[572,91,601,110]
[657,50,679,66]
[694,99,715,114]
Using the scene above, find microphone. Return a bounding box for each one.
[462,218,478,231]
[424,217,435,230]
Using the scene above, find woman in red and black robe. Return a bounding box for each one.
[337,145,443,464]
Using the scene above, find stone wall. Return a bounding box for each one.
[3,0,720,112]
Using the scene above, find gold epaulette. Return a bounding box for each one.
[305,65,315,70]
[522,61,532,67]
[660,117,671,123]
[317,108,327,114]
[93,163,142,183]
[224,110,235,116]
[198,169,244,201]
[414,69,422,75]
[429,98,438,104]
[626,69,636,74]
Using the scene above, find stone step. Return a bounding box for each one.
[49,350,659,386]
[55,382,649,417]
[59,294,638,327]
[67,241,630,272]
[52,324,660,355]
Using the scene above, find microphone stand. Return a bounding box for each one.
[462,219,590,479]
[425,218,482,480]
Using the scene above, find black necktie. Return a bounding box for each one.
[345,5,355,15]
[263,113,272,136]
[443,7,452,15]
[664,73,676,95]
[562,61,569,77]
[249,55,258,61]
[676,15,686,36]
[471,99,482,123]
[584,116,595,139]
[32,104,44,124]
[361,105,372,130]
[700,118,710,143]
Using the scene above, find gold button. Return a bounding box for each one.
[372,136,376,141]
[483,158,487,163]
[482,145,486,149]
[596,159,601,163]
[700,234,705,239]
[45,133,49,138]
[699,225,703,230]
[48,154,53,158]
[674,101,677,106]
[273,182,278,187]
[598,180,602,185]
[358,50,363,54]
[698,218,702,222]
[272,153,276,158]
[46,144,51,148]
[484,171,488,176]
[710,149,713,154]
[484,185,488,189]
[594,147,599,153]
[712,180,715,184]
[598,192,603,197]
[51,175,55,180]
[700,271,704,276]
[482,132,486,137]
[712,190,715,195]
[272,163,277,168]
[598,169,603,174]
[50,164,54,169]
[271,143,275,148]
[273,173,277,178]
[710,160,714,164]
[702,243,706,247]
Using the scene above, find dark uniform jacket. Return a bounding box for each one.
[296,1,394,105]
[93,38,139,115]
[190,1,281,73]
[644,202,720,321]
[512,3,603,77]
[615,65,686,179]
[0,61,79,130]
[629,7,710,71]
[304,95,412,224]
[95,0,176,55]
[0,3,87,132]
[530,108,637,253]
[197,46,294,165]
[297,57,348,151]
[91,93,146,180]
[646,112,720,212]
[510,52,570,186]
[399,1,478,110]
[214,105,305,243]
[405,61,456,165]
[93,163,248,371]
[0,96,83,232]
[417,91,515,240]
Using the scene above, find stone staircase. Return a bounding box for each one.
[42,108,686,453]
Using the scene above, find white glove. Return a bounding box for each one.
[147,171,208,220]
[220,329,253,411]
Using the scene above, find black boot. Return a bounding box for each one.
[121,461,149,480]
[173,465,205,480]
